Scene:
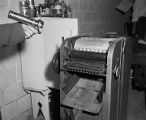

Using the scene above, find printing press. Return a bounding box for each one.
[60,36,132,120]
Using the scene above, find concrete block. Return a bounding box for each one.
[0,6,13,24]
[17,109,32,120]
[0,88,4,107]
[0,66,17,90]
[0,0,8,7]
[4,81,26,105]
[17,94,31,115]
[1,101,17,120]
[79,0,89,11]
[9,0,20,13]
[70,0,80,11]
[0,47,21,67]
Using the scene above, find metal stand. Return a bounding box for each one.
[30,89,51,120]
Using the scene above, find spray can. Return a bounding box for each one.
[19,0,29,17]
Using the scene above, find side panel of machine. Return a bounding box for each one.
[102,40,123,120]
[60,37,130,120]
[118,37,132,120]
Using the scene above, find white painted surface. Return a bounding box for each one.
[20,17,78,91]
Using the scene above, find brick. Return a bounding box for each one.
[16,63,23,82]
[17,94,31,115]
[1,100,32,120]
[84,12,92,22]
[3,81,26,105]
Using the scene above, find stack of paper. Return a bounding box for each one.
[74,37,116,53]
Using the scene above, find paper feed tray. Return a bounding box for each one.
[62,78,103,114]
[74,37,115,53]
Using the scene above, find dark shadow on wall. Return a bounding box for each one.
[0,45,20,62]
[19,41,60,89]
[45,48,60,89]
[45,49,60,120]
[20,42,61,119]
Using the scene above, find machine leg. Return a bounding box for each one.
[72,109,82,120]
[31,90,51,120]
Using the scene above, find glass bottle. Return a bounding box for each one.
[61,1,67,18]
[55,1,62,17]
[67,4,72,18]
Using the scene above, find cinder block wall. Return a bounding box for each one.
[0,0,47,119]
[0,47,32,120]
[67,0,131,36]
[0,0,131,120]
[0,1,32,120]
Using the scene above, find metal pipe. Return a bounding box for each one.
[8,10,44,33]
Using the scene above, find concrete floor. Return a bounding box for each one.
[127,81,146,120]
[28,80,146,120]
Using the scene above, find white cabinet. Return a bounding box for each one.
[20,17,78,120]
[20,17,78,91]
